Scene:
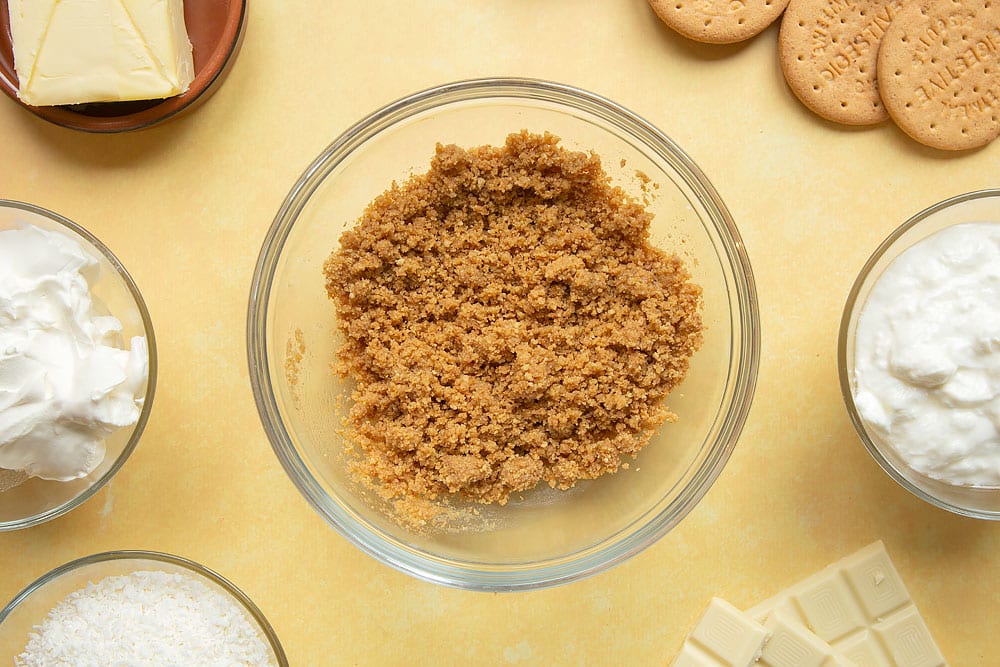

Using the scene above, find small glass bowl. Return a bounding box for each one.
[0,200,156,530]
[248,78,760,590]
[0,550,287,665]
[839,189,1000,520]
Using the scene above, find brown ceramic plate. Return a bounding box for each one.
[0,0,246,132]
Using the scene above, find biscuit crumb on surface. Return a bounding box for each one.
[285,328,305,387]
[324,131,703,521]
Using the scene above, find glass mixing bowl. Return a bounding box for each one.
[839,189,1000,520]
[248,78,759,590]
[0,200,156,530]
[0,550,287,665]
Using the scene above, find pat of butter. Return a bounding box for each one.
[8,0,194,106]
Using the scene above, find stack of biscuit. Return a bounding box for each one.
[648,0,1000,151]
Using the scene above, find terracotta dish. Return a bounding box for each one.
[0,0,247,132]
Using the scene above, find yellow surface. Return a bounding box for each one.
[2,2,998,664]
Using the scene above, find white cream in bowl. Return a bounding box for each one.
[0,223,148,482]
[854,222,1000,487]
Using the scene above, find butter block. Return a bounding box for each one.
[8,0,194,106]
[671,598,769,667]
[746,542,946,667]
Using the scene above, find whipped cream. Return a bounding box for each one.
[853,222,1000,487]
[0,223,147,482]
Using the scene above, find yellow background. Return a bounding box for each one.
[2,1,998,664]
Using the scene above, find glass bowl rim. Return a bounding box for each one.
[0,549,288,665]
[247,77,760,590]
[0,199,158,531]
[837,188,1000,520]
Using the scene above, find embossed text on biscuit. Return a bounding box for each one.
[911,12,977,66]
[816,0,903,84]
[912,25,1000,119]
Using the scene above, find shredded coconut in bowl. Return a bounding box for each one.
[16,570,277,667]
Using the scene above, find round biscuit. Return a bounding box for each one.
[779,0,906,125]
[878,0,1000,150]
[649,0,790,45]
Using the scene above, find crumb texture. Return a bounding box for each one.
[324,131,702,509]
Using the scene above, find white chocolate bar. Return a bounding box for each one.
[746,542,946,667]
[759,612,856,667]
[671,598,769,667]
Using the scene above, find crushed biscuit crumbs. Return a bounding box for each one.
[285,328,305,387]
[323,131,702,520]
